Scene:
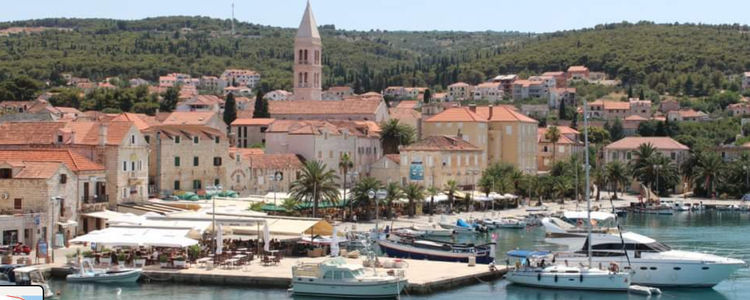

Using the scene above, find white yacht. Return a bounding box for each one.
[547,231,746,287]
[290,258,407,298]
[542,211,619,249]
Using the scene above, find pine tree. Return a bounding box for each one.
[639,88,646,100]
[160,86,179,112]
[223,93,237,127]
[627,85,634,99]
[253,89,270,118]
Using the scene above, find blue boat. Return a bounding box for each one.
[377,235,494,264]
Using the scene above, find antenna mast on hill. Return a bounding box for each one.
[231,2,235,36]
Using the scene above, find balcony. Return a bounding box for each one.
[82,194,108,204]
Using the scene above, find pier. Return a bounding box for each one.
[50,257,506,295]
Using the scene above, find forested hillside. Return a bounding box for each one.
[1,18,750,97]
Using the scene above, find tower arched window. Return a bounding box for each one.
[298,72,303,86]
[298,49,303,63]
[304,72,308,85]
[315,50,320,64]
[304,49,308,63]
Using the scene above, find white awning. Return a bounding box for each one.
[57,220,78,227]
[70,227,197,248]
[82,209,128,220]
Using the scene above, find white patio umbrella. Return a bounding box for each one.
[263,223,270,252]
[330,226,340,257]
[216,224,223,255]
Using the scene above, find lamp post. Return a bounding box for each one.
[347,171,358,222]
[653,164,661,196]
[374,190,387,232]
[368,190,376,230]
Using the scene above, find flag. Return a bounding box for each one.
[263,223,270,252]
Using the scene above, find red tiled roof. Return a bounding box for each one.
[160,111,217,126]
[246,153,304,170]
[624,115,648,121]
[5,161,63,179]
[537,128,577,144]
[605,137,689,151]
[112,113,160,131]
[384,154,401,165]
[230,148,264,156]
[0,121,134,146]
[568,65,589,72]
[0,149,105,172]
[395,101,418,109]
[231,118,275,126]
[144,124,225,139]
[425,107,487,123]
[589,100,630,110]
[269,98,383,116]
[402,136,481,151]
[389,108,421,122]
[475,105,538,123]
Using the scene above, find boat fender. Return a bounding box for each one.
[554,275,558,282]
[537,273,541,281]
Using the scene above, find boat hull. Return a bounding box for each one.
[377,240,494,264]
[506,270,630,291]
[67,269,142,283]
[291,279,407,298]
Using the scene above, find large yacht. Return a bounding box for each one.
[545,231,745,287]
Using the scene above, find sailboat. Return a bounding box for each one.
[506,100,632,291]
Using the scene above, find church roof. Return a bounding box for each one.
[296,1,320,40]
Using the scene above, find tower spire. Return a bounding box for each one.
[293,1,322,100]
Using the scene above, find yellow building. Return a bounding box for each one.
[399,136,484,189]
[422,105,538,173]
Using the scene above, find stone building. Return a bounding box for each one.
[399,136,485,189]
[228,149,303,196]
[230,118,275,148]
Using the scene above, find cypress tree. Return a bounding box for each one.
[253,89,270,118]
[223,93,237,126]
[423,89,432,104]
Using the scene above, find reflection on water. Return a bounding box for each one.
[48,211,750,300]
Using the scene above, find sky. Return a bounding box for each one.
[1,0,749,33]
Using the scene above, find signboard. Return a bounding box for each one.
[409,161,424,181]
[37,240,47,257]
[34,215,40,225]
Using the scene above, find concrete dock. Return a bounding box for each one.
[51,257,506,295]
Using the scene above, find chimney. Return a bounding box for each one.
[98,123,108,146]
[488,104,494,120]
[468,103,476,113]
[456,128,463,139]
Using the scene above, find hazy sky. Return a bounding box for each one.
[1,0,749,33]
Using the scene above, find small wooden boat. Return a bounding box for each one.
[67,260,141,283]
[290,258,407,298]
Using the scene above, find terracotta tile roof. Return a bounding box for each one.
[395,101,418,109]
[160,111,217,126]
[589,100,630,110]
[267,120,379,138]
[402,136,481,152]
[605,137,689,151]
[0,149,105,172]
[54,107,82,114]
[0,121,134,146]
[624,115,647,121]
[675,109,706,118]
[328,86,352,92]
[389,108,421,122]
[537,128,577,144]
[475,105,537,123]
[5,161,63,179]
[476,82,502,89]
[111,113,160,131]
[145,124,225,139]
[542,71,566,77]
[230,147,264,156]
[425,107,487,123]
[448,82,470,88]
[384,154,401,165]
[269,98,383,116]
[231,118,275,126]
[246,153,304,170]
[568,65,589,72]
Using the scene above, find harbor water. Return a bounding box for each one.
[48,211,750,299]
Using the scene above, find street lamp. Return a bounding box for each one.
[269,172,283,207]
[367,190,375,230]
[347,171,359,221]
[653,164,662,196]
[374,190,387,232]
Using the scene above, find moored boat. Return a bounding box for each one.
[67,260,141,283]
[290,257,407,298]
[377,235,494,264]
[0,265,57,298]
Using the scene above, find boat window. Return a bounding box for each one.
[343,271,354,279]
[564,270,580,273]
[702,267,710,270]
[640,267,648,270]
[334,271,342,280]
[673,267,681,271]
[588,242,671,252]
[649,267,657,270]
[323,271,334,279]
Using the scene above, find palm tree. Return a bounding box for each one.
[426,186,439,215]
[629,143,657,187]
[402,183,426,218]
[384,182,405,219]
[693,152,724,198]
[380,119,416,154]
[290,161,340,218]
[545,126,561,164]
[605,161,629,200]
[444,180,459,213]
[551,177,569,204]
[339,153,354,218]
[281,198,300,216]
[351,176,383,219]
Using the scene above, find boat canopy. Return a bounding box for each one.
[506,250,551,258]
[456,219,472,228]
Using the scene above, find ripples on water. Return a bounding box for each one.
[49,211,750,300]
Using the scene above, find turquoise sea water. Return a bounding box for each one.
[48,211,750,299]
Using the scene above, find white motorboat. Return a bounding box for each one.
[542,211,619,249]
[548,231,746,287]
[662,199,690,212]
[0,265,56,298]
[66,260,142,283]
[506,264,630,291]
[411,224,453,237]
[290,257,407,298]
[506,101,632,292]
[493,218,527,229]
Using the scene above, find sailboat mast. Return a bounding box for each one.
[583,99,592,268]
